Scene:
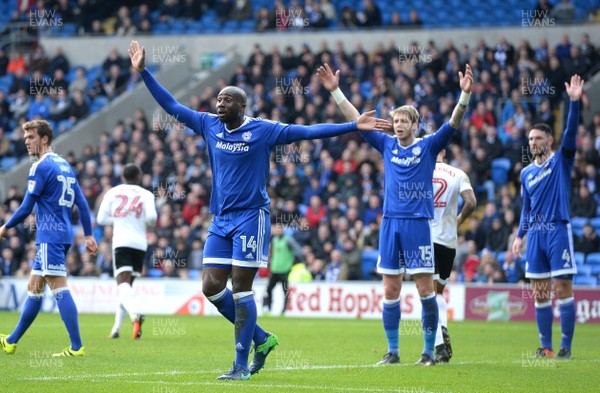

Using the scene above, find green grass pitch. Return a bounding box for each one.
[1,312,597,393]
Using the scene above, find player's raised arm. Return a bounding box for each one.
[316,63,391,152]
[429,64,474,154]
[316,63,361,122]
[561,74,584,155]
[449,64,473,129]
[128,40,199,132]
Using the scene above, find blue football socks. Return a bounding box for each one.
[233,292,257,370]
[54,288,83,351]
[535,301,553,350]
[207,288,268,346]
[382,298,400,356]
[421,293,438,359]
[558,297,575,351]
[7,292,43,344]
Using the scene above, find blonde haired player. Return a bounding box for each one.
[97,163,157,339]
[317,62,473,365]
[431,149,476,362]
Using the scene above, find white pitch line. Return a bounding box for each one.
[19,358,600,382]
[93,378,443,393]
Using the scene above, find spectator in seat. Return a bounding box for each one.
[502,251,525,283]
[68,90,89,122]
[571,184,597,218]
[49,89,71,121]
[325,249,348,281]
[229,0,252,21]
[158,0,181,23]
[551,0,575,23]
[341,237,361,280]
[357,0,382,27]
[575,223,600,256]
[1,248,18,276]
[305,195,326,229]
[470,101,495,131]
[7,50,27,75]
[405,10,423,27]
[339,6,358,29]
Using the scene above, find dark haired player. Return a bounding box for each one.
[97,163,157,340]
[512,75,584,360]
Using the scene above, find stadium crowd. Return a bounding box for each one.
[0,44,147,165]
[1,33,600,287]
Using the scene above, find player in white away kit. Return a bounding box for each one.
[431,149,476,362]
[97,163,157,339]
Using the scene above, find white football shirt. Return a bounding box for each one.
[97,184,157,251]
[431,162,473,249]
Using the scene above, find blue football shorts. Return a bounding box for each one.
[203,209,270,269]
[32,243,70,277]
[377,217,435,275]
[525,221,577,279]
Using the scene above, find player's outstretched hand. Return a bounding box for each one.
[128,40,146,73]
[0,225,6,241]
[565,74,584,101]
[86,236,99,257]
[459,64,473,94]
[316,63,340,92]
[512,237,522,259]
[357,110,391,132]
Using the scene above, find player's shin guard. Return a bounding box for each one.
[233,292,257,370]
[118,282,137,321]
[207,288,267,345]
[7,292,43,344]
[434,294,447,347]
[558,297,575,351]
[54,288,83,351]
[382,298,400,356]
[535,301,553,350]
[421,293,438,358]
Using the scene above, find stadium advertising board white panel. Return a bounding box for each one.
[1,279,466,320]
[0,278,214,316]
[273,282,465,320]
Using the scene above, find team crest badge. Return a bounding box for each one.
[28,180,35,193]
[412,146,421,156]
[242,131,252,141]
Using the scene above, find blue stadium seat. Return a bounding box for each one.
[590,265,600,276]
[576,265,592,276]
[586,253,600,266]
[188,269,201,279]
[360,81,373,99]
[90,96,109,113]
[590,217,600,233]
[497,251,506,264]
[147,268,164,278]
[571,217,590,233]
[574,275,597,286]
[361,250,379,280]
[491,158,511,186]
[0,156,18,171]
[574,251,585,266]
